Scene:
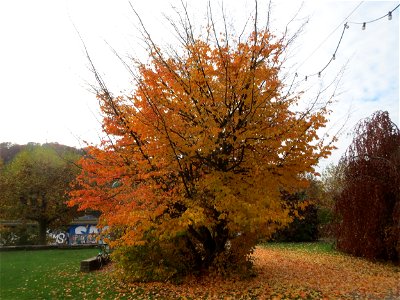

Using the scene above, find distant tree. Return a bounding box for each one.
[335,111,400,262]
[317,163,345,238]
[0,144,82,244]
[0,157,5,217]
[0,142,26,164]
[272,177,322,242]
[272,194,319,243]
[0,142,83,164]
[321,163,344,208]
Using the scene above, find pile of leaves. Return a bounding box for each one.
[108,245,399,299]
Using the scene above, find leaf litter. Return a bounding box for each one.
[106,246,399,299]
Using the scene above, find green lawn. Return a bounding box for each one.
[262,241,337,254]
[0,248,121,300]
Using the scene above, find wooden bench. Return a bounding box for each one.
[80,256,100,272]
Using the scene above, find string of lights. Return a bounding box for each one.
[348,3,399,29]
[296,1,364,71]
[287,2,399,90]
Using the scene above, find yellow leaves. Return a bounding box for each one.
[180,207,206,227]
[256,245,400,299]
[69,22,336,273]
[296,200,311,212]
[107,245,399,299]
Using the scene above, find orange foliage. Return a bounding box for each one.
[69,28,333,274]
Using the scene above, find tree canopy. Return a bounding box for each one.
[0,144,82,244]
[69,3,334,279]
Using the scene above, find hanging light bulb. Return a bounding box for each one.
[362,22,366,30]
[318,72,321,78]
[388,11,392,20]
[344,23,349,29]
[295,72,298,77]
[305,76,308,81]
[332,53,336,61]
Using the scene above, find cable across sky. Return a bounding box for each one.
[289,2,399,88]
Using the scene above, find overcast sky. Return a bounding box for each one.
[0,1,398,171]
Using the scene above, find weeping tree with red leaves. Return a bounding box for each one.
[335,111,400,262]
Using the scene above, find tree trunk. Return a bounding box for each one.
[188,222,228,270]
[38,220,48,245]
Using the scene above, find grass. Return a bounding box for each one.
[0,248,121,300]
[262,241,337,254]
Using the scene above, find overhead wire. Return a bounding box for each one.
[296,1,364,71]
[347,4,399,25]
[286,2,399,92]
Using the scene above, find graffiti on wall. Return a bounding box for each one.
[47,230,68,245]
[47,225,107,245]
[56,232,67,244]
[68,225,99,245]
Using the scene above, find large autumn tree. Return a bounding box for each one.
[69,3,334,279]
[1,144,82,244]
